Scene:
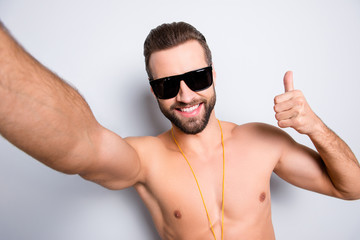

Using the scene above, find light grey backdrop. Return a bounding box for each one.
[0,0,359,239]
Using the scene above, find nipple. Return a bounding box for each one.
[174,210,182,219]
[259,192,266,202]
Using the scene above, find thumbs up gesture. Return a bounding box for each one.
[274,71,322,135]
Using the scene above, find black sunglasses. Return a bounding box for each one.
[149,66,213,99]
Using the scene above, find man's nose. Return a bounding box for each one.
[175,80,196,103]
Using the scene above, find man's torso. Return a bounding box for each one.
[127,121,283,240]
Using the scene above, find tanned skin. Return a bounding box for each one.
[1,22,359,240]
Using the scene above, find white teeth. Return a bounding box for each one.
[180,104,200,112]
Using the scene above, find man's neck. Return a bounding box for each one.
[171,113,221,155]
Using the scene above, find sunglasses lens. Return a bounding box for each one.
[151,77,180,99]
[185,67,213,92]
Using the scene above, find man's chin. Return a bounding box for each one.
[171,115,209,134]
[158,89,216,135]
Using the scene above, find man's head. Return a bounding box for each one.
[144,22,216,134]
[144,22,212,79]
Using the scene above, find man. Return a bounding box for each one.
[0,20,359,240]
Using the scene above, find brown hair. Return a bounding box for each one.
[143,22,212,79]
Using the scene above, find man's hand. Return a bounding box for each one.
[273,71,322,136]
[273,71,360,200]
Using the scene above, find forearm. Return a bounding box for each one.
[0,22,98,173]
[309,121,360,199]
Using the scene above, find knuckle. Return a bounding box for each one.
[275,113,281,120]
[274,104,280,112]
[279,120,288,128]
[294,90,303,96]
[295,97,305,106]
[274,96,280,103]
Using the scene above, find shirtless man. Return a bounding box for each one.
[1,21,359,240]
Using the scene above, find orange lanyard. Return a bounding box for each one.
[171,119,225,240]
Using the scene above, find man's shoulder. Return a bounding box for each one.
[123,131,173,155]
[124,134,165,149]
[229,121,293,143]
[230,121,277,133]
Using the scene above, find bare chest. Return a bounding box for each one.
[136,144,277,239]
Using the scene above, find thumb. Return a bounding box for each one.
[283,71,294,92]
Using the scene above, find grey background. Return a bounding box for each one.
[0,0,359,239]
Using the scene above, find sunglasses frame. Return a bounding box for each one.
[149,66,213,99]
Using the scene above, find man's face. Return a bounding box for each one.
[149,40,216,134]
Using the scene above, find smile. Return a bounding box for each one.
[179,104,200,113]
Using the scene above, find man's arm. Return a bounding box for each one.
[273,71,360,200]
[0,21,142,189]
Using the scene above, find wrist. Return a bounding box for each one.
[307,117,330,140]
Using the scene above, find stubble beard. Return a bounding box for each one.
[157,89,216,135]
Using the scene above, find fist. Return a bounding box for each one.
[273,71,321,135]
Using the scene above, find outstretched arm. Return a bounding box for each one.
[0,22,142,189]
[273,71,360,200]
